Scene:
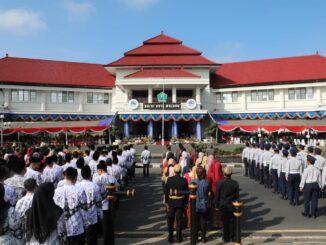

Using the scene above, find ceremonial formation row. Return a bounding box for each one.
[242,141,326,218]
[0,143,137,245]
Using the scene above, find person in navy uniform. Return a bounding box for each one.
[164,164,189,243]
[215,166,239,243]
[300,155,322,218]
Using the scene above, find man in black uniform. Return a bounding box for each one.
[164,164,189,243]
[215,166,239,243]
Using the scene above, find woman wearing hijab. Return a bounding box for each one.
[26,182,66,245]
[206,157,224,229]
[0,183,15,245]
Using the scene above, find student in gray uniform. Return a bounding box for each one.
[300,155,322,218]
[278,150,288,200]
[286,148,302,206]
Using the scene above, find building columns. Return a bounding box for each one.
[124,121,130,138]
[171,121,178,138]
[196,86,201,105]
[172,87,177,103]
[40,91,46,111]
[148,87,153,103]
[280,89,285,109]
[196,121,202,141]
[78,92,83,112]
[147,120,154,137]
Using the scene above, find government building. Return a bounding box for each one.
[1,33,326,142]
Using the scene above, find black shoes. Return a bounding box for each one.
[302,212,308,217]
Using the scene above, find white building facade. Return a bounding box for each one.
[1,34,326,140]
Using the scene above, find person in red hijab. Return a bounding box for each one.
[206,159,223,196]
[206,157,224,228]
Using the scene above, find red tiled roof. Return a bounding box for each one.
[0,57,115,88]
[125,44,201,56]
[212,54,326,88]
[110,55,216,66]
[108,33,217,67]
[143,34,182,44]
[124,68,201,78]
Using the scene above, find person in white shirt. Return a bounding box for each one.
[141,145,151,177]
[262,144,273,188]
[117,149,128,186]
[269,148,280,193]
[93,161,116,245]
[297,144,308,171]
[24,156,42,186]
[257,145,264,183]
[129,144,137,178]
[70,151,80,169]
[89,151,100,176]
[300,155,322,218]
[83,150,91,166]
[53,167,88,244]
[322,164,326,198]
[42,155,61,187]
[89,145,95,160]
[241,142,250,177]
[278,150,288,200]
[62,153,73,172]
[286,148,302,206]
[76,157,85,182]
[314,148,326,174]
[99,148,108,163]
[77,165,102,245]
[248,143,254,178]
[15,178,36,218]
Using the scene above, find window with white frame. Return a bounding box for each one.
[11,89,37,102]
[288,87,314,100]
[217,92,238,103]
[87,92,109,104]
[50,91,74,103]
[251,89,274,102]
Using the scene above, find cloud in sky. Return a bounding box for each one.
[119,0,159,10]
[63,1,96,22]
[0,9,46,35]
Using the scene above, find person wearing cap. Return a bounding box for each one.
[164,164,189,243]
[241,142,250,177]
[314,148,326,175]
[278,150,289,200]
[269,148,280,194]
[215,166,239,243]
[299,155,322,218]
[262,144,273,188]
[53,167,89,244]
[286,148,302,206]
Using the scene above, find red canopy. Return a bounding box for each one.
[217,125,326,133]
[3,126,110,135]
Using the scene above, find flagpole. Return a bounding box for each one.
[162,79,165,146]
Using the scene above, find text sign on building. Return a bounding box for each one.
[143,103,181,110]
[157,92,168,103]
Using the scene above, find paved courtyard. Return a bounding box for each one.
[108,167,326,244]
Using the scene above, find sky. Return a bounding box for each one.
[0,0,326,64]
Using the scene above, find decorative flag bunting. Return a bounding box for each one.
[119,113,205,122]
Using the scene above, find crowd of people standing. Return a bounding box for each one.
[162,144,239,243]
[0,143,137,245]
[242,140,326,218]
